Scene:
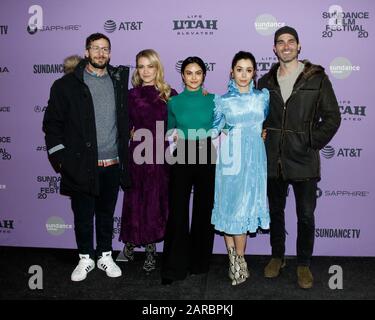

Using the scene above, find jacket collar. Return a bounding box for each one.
[73,59,117,82]
[266,59,324,89]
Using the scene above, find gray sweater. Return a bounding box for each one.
[84,69,118,160]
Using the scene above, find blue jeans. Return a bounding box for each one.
[267,177,317,266]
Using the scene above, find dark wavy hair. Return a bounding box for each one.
[231,51,257,84]
[181,56,207,83]
[85,33,111,50]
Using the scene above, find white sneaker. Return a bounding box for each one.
[97,251,122,278]
[71,254,95,282]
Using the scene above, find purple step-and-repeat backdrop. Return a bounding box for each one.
[0,0,374,256]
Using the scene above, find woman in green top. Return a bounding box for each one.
[161,56,216,285]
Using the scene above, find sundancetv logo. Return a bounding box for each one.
[330,57,360,79]
[0,25,8,35]
[254,14,285,36]
[46,216,72,236]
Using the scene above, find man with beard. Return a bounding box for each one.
[258,26,341,289]
[43,33,130,281]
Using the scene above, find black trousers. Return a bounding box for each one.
[162,138,216,280]
[267,177,317,266]
[71,165,120,259]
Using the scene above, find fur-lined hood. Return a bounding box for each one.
[261,60,325,88]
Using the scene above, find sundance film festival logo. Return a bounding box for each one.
[0,25,8,35]
[0,148,11,160]
[0,137,12,160]
[27,5,81,35]
[339,100,366,121]
[321,145,363,159]
[112,216,121,239]
[104,19,143,33]
[173,15,218,36]
[322,5,369,38]
[33,64,64,74]
[0,219,14,234]
[254,14,285,36]
[46,216,72,236]
[37,176,60,199]
[329,57,360,80]
[175,60,216,73]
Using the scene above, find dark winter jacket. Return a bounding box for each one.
[258,60,341,180]
[42,59,130,196]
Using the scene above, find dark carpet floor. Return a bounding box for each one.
[1,246,374,300]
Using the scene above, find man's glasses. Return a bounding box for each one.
[89,46,111,54]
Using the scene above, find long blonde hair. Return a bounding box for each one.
[132,49,172,102]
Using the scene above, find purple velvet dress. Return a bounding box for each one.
[119,85,177,246]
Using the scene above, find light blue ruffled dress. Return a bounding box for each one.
[211,79,270,234]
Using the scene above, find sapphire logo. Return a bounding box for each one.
[324,190,369,197]
[175,60,216,73]
[321,145,335,159]
[103,19,143,33]
[104,20,116,33]
[27,5,43,35]
[27,5,80,35]
[316,187,323,198]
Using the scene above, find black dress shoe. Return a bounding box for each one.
[161,278,173,285]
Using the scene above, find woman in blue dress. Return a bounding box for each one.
[211,51,270,285]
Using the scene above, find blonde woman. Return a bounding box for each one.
[119,49,177,273]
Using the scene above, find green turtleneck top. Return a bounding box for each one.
[167,87,215,140]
